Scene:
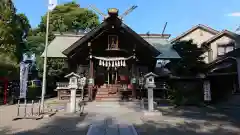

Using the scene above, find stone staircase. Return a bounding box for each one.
[95,84,122,101]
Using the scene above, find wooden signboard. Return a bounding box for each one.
[108,35,118,49]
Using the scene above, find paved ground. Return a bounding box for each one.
[135,106,240,135]
[1,99,240,135]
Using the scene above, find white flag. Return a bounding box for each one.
[48,0,57,11]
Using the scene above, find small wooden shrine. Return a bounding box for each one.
[44,8,180,101]
[62,8,160,101]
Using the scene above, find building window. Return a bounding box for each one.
[217,43,235,57]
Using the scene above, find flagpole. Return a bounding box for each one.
[40,10,50,113]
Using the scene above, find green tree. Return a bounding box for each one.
[170,40,206,76]
[167,40,207,106]
[26,2,100,78]
[39,2,99,34]
[0,0,31,77]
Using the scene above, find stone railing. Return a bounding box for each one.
[56,82,86,90]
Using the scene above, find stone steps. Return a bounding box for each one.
[95,84,122,101]
[95,98,121,102]
[96,94,120,98]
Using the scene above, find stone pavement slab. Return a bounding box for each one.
[86,117,138,135]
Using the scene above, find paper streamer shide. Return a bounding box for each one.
[93,56,133,68]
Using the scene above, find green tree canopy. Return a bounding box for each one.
[26,2,100,78]
[0,0,31,77]
[38,2,99,35]
[169,40,207,76]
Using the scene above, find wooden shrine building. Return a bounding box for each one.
[42,8,179,101]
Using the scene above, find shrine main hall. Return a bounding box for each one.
[42,8,179,101]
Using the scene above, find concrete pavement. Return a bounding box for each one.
[1,99,240,135]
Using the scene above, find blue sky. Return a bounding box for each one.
[13,0,240,38]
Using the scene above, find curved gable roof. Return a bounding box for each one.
[63,18,160,57]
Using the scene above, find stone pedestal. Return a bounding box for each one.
[143,110,162,116]
[70,88,76,113]
[148,88,154,112]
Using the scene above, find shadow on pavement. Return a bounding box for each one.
[0,113,90,135]
[1,103,240,135]
[134,119,240,135]
[157,106,233,122]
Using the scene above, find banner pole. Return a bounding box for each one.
[40,10,50,113]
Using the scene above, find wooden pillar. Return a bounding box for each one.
[88,42,93,101]
[107,68,110,85]
[236,57,240,91]
[3,78,8,104]
[115,69,118,84]
[132,48,136,98]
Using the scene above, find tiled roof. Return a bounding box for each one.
[139,34,171,39]
[42,34,179,59]
[41,35,83,58]
[143,37,180,59]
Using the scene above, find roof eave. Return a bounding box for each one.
[63,20,160,57]
[204,30,239,45]
[171,24,219,43]
[62,21,108,56]
[121,23,160,57]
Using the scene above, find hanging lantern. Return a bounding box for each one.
[120,60,123,66]
[99,60,102,66]
[115,61,118,67]
[117,61,120,67]
[108,61,111,67]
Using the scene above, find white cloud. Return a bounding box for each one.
[227,12,240,17]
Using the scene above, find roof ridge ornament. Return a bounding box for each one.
[119,5,138,20]
[88,5,138,21]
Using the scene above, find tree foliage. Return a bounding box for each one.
[170,40,207,76]
[26,2,100,78]
[39,2,99,35]
[0,0,31,77]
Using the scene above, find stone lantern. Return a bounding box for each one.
[144,72,158,112]
[65,72,80,113]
